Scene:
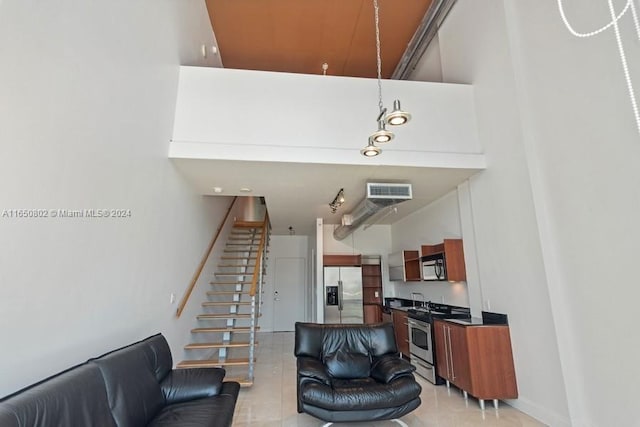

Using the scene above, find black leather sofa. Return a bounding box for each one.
[0,333,239,427]
[294,322,422,423]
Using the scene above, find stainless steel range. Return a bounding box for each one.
[407,303,470,384]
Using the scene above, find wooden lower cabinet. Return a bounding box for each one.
[363,304,382,324]
[434,320,517,403]
[392,309,410,359]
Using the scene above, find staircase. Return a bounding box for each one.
[177,220,269,387]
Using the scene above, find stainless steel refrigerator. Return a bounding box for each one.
[323,266,363,324]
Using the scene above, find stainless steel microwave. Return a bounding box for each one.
[422,258,445,281]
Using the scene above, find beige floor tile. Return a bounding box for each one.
[231,331,545,427]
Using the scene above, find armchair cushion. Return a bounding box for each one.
[160,368,225,405]
[324,350,371,379]
[301,376,422,411]
[370,355,416,383]
[297,357,331,386]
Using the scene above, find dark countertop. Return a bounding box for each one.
[388,306,411,312]
[441,311,509,326]
[445,317,485,326]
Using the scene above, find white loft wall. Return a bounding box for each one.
[504,2,640,426]
[418,0,570,424]
[170,67,484,169]
[0,0,221,397]
[389,191,469,307]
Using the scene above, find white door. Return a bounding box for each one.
[273,257,306,331]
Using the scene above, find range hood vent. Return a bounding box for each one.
[333,183,412,241]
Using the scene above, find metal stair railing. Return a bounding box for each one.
[247,211,270,382]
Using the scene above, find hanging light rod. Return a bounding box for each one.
[362,0,412,157]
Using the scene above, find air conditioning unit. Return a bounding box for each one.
[367,182,412,200]
[333,182,412,241]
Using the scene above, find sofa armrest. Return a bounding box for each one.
[370,356,416,383]
[160,368,225,404]
[297,357,331,385]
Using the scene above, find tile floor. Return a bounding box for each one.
[231,332,546,427]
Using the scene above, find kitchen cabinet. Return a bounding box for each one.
[362,256,382,324]
[323,254,361,266]
[434,319,517,409]
[388,250,421,282]
[421,239,466,282]
[382,311,392,324]
[363,304,381,324]
[392,309,410,359]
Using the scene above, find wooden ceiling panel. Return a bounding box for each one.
[206,0,433,78]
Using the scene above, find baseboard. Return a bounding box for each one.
[505,397,571,427]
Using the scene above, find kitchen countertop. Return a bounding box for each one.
[445,317,485,326]
[442,311,509,326]
[387,306,411,312]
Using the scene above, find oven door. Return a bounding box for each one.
[408,318,433,364]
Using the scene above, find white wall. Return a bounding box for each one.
[389,191,469,307]
[410,0,624,426]
[503,2,640,426]
[0,0,221,397]
[170,66,484,169]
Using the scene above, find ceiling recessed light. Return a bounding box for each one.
[213,187,223,193]
[239,187,252,193]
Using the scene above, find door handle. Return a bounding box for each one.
[338,280,343,310]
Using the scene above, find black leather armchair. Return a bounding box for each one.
[294,322,422,424]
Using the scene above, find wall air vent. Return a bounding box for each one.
[367,182,412,199]
[333,182,413,241]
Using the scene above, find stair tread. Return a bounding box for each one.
[217,265,257,268]
[197,313,252,319]
[225,377,254,387]
[207,291,251,295]
[210,283,250,287]
[233,221,264,227]
[191,326,259,333]
[214,273,253,276]
[202,301,251,306]
[184,341,257,350]
[177,358,255,368]
[210,281,251,284]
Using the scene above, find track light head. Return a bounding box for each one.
[369,120,394,144]
[361,140,382,157]
[385,99,412,126]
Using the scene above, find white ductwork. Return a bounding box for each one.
[333,183,412,241]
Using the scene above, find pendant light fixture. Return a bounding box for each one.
[361,140,382,157]
[362,0,411,157]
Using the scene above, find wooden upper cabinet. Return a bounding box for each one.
[404,250,421,281]
[361,255,383,323]
[389,250,421,282]
[421,238,466,282]
[323,254,361,266]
